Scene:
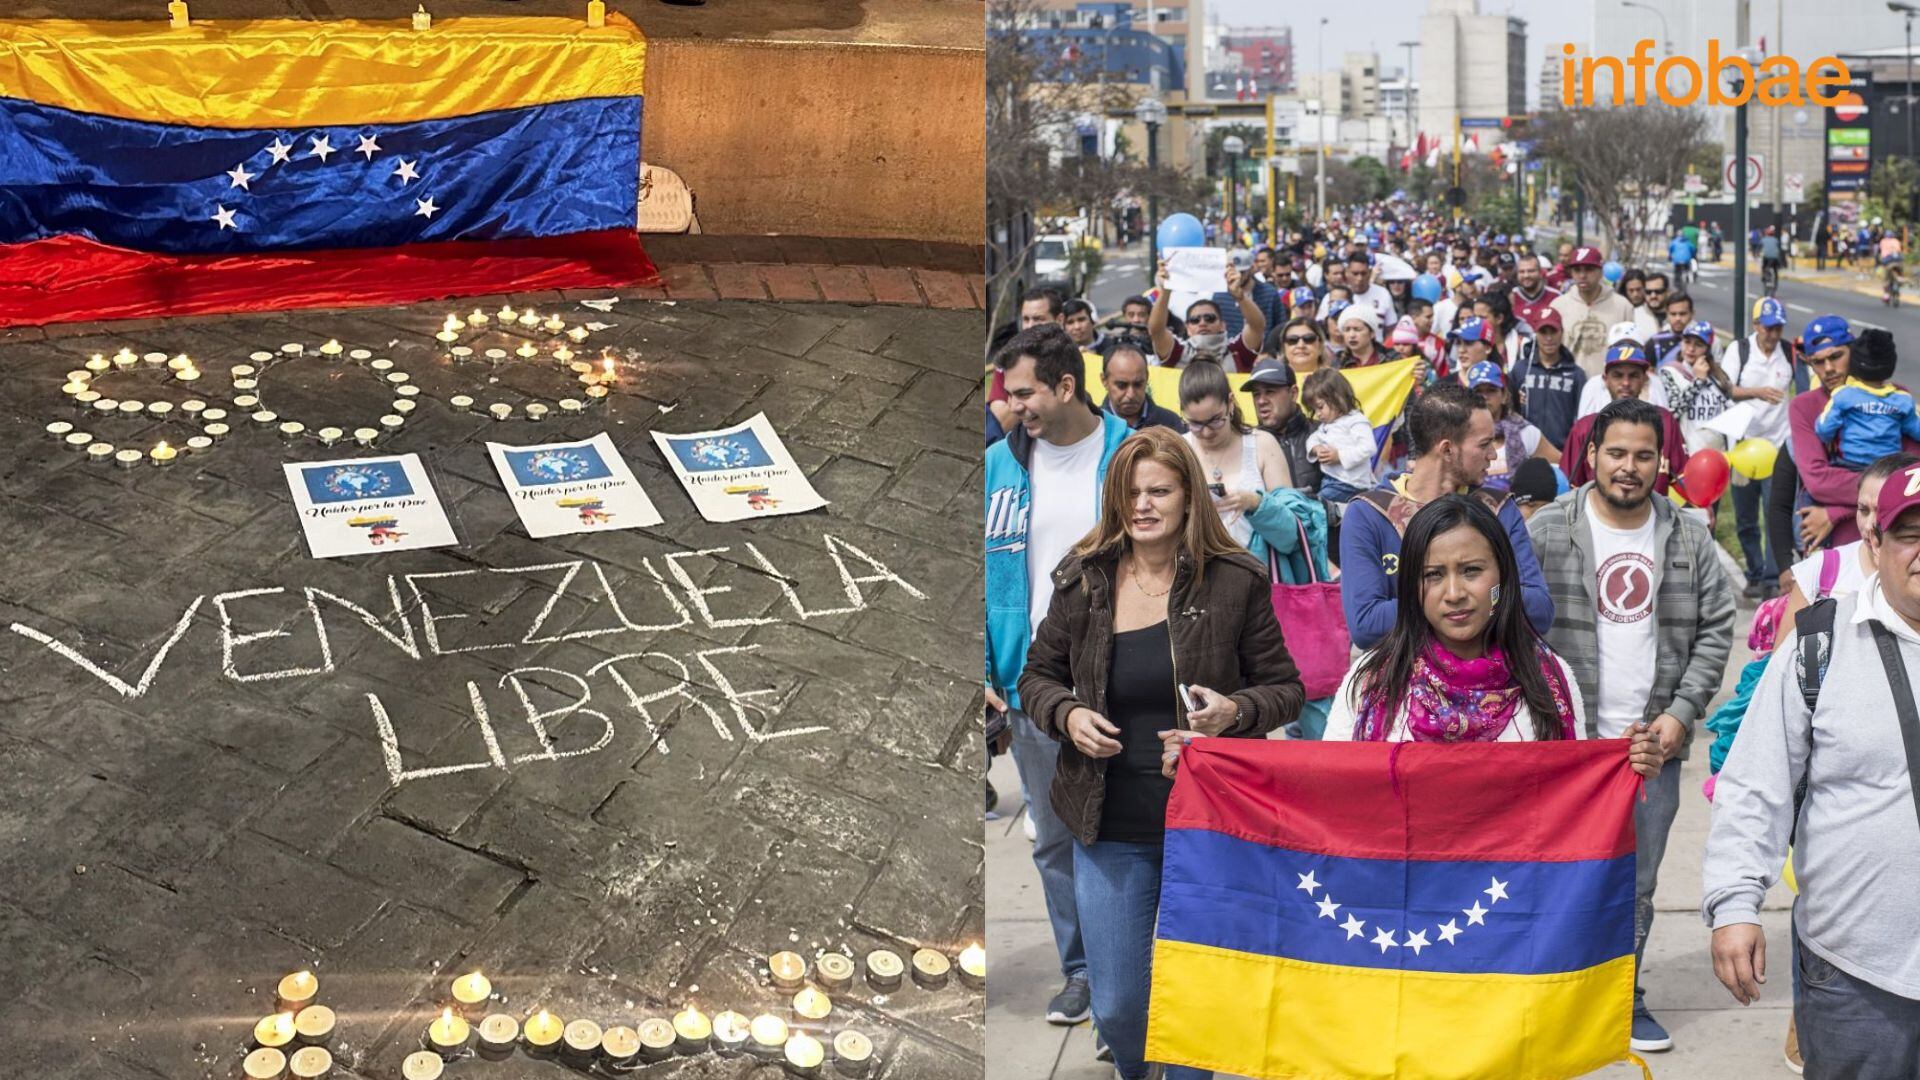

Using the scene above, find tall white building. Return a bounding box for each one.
[1418,0,1527,145]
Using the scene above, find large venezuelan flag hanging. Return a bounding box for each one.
[0,15,658,327]
[1147,738,1639,1080]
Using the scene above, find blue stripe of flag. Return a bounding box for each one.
[0,95,640,252]
[1158,828,1635,976]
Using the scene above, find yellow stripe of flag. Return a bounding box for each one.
[1079,354,1418,432]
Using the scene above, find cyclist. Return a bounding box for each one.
[1668,229,1696,289]
[1759,226,1784,296]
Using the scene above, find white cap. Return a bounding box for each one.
[1338,303,1382,336]
[1605,321,1643,347]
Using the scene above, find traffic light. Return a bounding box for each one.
[1446,186,1466,207]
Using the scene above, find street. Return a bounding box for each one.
[1687,258,1920,340]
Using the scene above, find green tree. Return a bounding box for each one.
[1864,157,1920,230]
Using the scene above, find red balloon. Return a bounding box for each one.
[1681,449,1731,507]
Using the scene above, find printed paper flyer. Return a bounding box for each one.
[486,432,664,538]
[651,412,829,522]
[283,454,457,558]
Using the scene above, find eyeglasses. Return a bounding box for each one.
[1188,314,1222,326]
[1283,334,1319,346]
[1185,413,1231,431]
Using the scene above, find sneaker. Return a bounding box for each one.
[1784,1017,1803,1074]
[985,782,999,816]
[1743,582,1767,600]
[1094,1032,1113,1062]
[1023,811,1037,842]
[1629,1007,1673,1053]
[1046,975,1091,1025]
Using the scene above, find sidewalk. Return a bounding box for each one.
[985,597,1799,1080]
[1775,263,1896,303]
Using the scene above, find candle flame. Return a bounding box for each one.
[960,942,985,969]
[602,358,615,375]
[441,1007,453,1023]
[156,441,169,451]
[275,1012,295,1034]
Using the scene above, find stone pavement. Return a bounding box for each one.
[985,593,1800,1080]
[0,284,985,1078]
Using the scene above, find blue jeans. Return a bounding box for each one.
[1733,475,1775,586]
[1073,839,1212,1080]
[1318,478,1365,504]
[1009,709,1086,981]
[1633,757,1682,1012]
[1795,945,1920,1078]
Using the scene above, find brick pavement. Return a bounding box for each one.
[0,287,985,1079]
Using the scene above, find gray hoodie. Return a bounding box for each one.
[1701,582,1920,998]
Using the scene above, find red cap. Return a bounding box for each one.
[1879,462,1920,532]
[1527,308,1563,332]
[1568,246,1604,268]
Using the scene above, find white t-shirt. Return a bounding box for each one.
[1576,372,1671,419]
[1589,504,1660,739]
[1322,651,1587,741]
[1433,297,1461,341]
[1026,425,1106,638]
[1723,335,1794,445]
[1789,541,1870,604]
[1318,282,1395,330]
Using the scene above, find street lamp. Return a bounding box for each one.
[1223,134,1246,248]
[1892,2,1918,163]
[1136,94,1168,274]
[1724,45,1761,335]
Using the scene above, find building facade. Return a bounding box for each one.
[1418,0,1527,146]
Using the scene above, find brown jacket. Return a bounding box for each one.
[1017,546,1305,844]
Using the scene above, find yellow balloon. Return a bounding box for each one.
[1728,437,1777,480]
[1783,850,1798,893]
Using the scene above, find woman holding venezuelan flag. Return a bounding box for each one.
[1019,425,1304,1080]
[1320,494,1660,773]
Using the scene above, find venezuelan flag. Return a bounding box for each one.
[1147,738,1639,1080]
[0,15,657,326]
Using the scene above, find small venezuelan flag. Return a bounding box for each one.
[1147,738,1639,1080]
[0,15,657,326]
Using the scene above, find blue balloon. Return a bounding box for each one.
[1602,260,1624,283]
[1156,213,1205,251]
[1411,273,1443,303]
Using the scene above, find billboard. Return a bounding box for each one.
[1824,72,1873,196]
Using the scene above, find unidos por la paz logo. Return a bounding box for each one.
[1560,40,1852,108]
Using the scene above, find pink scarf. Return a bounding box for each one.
[1357,641,1578,742]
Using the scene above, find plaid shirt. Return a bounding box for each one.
[1525,484,1736,755]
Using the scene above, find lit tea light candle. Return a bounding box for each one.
[957,943,985,990]
[233,395,259,409]
[255,1011,298,1049]
[435,329,457,343]
[443,314,464,332]
[865,950,903,992]
[353,427,379,445]
[514,343,538,359]
[768,951,807,991]
[567,326,590,343]
[379,414,405,430]
[292,1005,334,1047]
[167,354,191,372]
[475,1013,517,1061]
[118,399,145,414]
[369,359,394,373]
[601,357,616,382]
[554,345,575,363]
[242,1046,287,1080]
[524,403,549,422]
[792,986,832,1021]
[785,1033,825,1077]
[522,1009,564,1058]
[62,381,89,396]
[813,953,854,992]
[279,421,306,439]
[559,398,584,414]
[488,403,512,421]
[712,1011,750,1056]
[176,367,201,382]
[111,346,135,365]
[544,315,565,333]
[449,395,474,411]
[204,423,230,441]
[287,1046,331,1079]
[831,1030,873,1076]
[498,305,516,321]
[65,432,94,452]
[636,1018,675,1063]
[393,400,416,414]
[46,421,73,439]
[561,1019,602,1066]
[425,1007,470,1059]
[601,1025,640,1068]
[518,310,540,327]
[66,368,91,384]
[150,441,177,467]
[672,1005,711,1054]
[911,948,951,990]
[186,436,213,453]
[280,343,304,355]
[87,443,115,464]
[748,1014,789,1059]
[399,1051,444,1080]
[142,351,168,365]
[251,410,279,426]
[86,355,111,373]
[316,427,344,446]
[468,309,489,325]
[319,339,343,356]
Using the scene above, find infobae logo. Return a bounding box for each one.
[1559,41,1853,107]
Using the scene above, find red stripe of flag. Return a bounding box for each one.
[0,230,659,327]
[1166,738,1639,863]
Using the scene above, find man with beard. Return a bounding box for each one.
[1245,358,1321,492]
[1528,397,1735,1057]
[1510,254,1563,332]
[1148,260,1266,372]
[1560,343,1688,494]
[1551,246,1637,376]
[1098,344,1184,432]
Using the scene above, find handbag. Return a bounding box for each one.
[1269,519,1350,700]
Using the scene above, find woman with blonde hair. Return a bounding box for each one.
[1020,425,1304,1080]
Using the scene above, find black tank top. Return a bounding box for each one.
[1098,621,1180,844]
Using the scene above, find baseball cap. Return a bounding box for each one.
[1527,308,1564,332]
[1338,303,1382,335]
[1682,320,1715,346]
[1569,246,1604,268]
[1603,342,1650,368]
[1443,267,1466,291]
[1245,357,1297,388]
[1879,460,1920,531]
[1509,457,1560,506]
[1452,316,1496,344]
[1801,314,1853,354]
[1326,298,1353,321]
[1288,286,1318,310]
[1465,361,1506,390]
[1752,296,1787,327]
[1495,251,1517,269]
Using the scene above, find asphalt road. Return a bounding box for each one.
[1668,261,1917,340]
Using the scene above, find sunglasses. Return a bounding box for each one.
[1189,314,1222,326]
[1283,334,1319,346]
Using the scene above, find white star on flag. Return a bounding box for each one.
[227,164,254,190]
[395,159,420,184]
[356,135,382,159]
[1295,871,1320,894]
[266,138,294,164]
[1315,896,1341,920]
[1463,900,1489,926]
[1403,929,1430,956]
[210,205,238,230]
[1436,919,1463,945]
[1371,927,1398,953]
[1485,877,1510,904]
[415,197,440,219]
[309,135,336,161]
[1340,914,1367,940]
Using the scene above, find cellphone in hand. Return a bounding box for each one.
[1207,483,1227,498]
[1178,683,1200,713]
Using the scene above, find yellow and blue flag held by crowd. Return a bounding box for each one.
[1147,738,1642,1080]
[1081,355,1419,466]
